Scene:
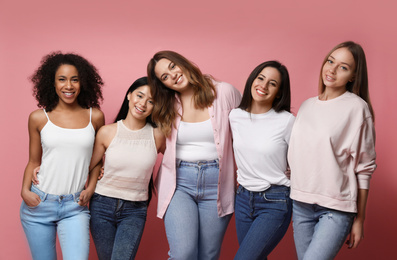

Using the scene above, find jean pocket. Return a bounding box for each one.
[133,201,148,208]
[91,193,101,201]
[263,192,287,203]
[236,185,243,195]
[26,200,42,209]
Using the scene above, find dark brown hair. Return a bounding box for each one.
[147,50,216,136]
[239,60,291,113]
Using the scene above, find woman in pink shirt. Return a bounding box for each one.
[288,41,376,260]
[147,51,241,260]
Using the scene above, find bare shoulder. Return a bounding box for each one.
[97,123,117,138]
[95,123,117,148]
[91,108,105,131]
[28,109,48,130]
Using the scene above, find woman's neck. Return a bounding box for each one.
[123,115,146,130]
[249,102,272,114]
[319,87,347,101]
[53,101,82,112]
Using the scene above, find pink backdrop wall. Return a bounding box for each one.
[1,0,396,259]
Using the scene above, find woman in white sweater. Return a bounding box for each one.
[229,60,294,260]
[288,41,376,260]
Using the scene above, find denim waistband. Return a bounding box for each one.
[31,185,81,202]
[176,159,219,167]
[239,184,290,194]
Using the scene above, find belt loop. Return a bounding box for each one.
[176,159,182,167]
[42,192,48,202]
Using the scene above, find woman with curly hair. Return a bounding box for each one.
[20,52,104,260]
[147,51,241,260]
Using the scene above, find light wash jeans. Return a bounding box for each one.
[292,200,356,260]
[89,193,148,260]
[20,185,90,260]
[164,159,232,260]
[234,185,292,260]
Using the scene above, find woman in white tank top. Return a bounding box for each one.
[84,77,165,260]
[20,52,105,260]
[147,51,241,259]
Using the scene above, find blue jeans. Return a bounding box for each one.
[292,200,356,260]
[164,159,232,260]
[234,185,292,260]
[20,185,90,260]
[89,193,148,260]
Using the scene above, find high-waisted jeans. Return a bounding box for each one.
[234,185,292,260]
[164,159,232,260]
[292,200,355,260]
[20,185,90,260]
[89,193,148,260]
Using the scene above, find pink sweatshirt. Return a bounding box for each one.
[288,91,376,213]
[155,81,242,218]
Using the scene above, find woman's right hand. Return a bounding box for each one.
[98,166,104,180]
[21,189,41,207]
[32,166,40,185]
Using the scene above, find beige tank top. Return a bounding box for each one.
[95,120,157,201]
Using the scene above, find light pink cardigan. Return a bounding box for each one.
[155,81,242,218]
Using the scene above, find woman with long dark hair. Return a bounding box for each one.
[230,60,294,259]
[86,77,165,259]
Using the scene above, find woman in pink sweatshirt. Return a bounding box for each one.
[288,41,376,260]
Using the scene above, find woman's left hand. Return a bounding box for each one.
[346,217,364,249]
[32,166,40,185]
[284,167,291,179]
[78,189,94,206]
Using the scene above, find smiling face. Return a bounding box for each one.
[322,47,356,91]
[250,66,281,112]
[127,85,154,121]
[54,64,80,105]
[154,58,190,93]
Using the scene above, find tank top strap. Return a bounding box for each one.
[89,107,92,123]
[43,109,50,121]
[116,120,123,135]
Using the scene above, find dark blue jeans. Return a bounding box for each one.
[234,185,292,260]
[89,193,148,260]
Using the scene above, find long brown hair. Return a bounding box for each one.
[319,41,374,119]
[147,50,216,136]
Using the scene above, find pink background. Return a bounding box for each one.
[1,0,396,259]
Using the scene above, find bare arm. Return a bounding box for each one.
[347,189,369,249]
[78,123,114,206]
[21,111,45,206]
[154,127,166,154]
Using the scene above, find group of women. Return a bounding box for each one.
[20,41,376,260]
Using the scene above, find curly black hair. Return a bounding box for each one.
[31,52,104,111]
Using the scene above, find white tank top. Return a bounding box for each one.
[176,119,218,161]
[36,108,95,195]
[95,121,158,201]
